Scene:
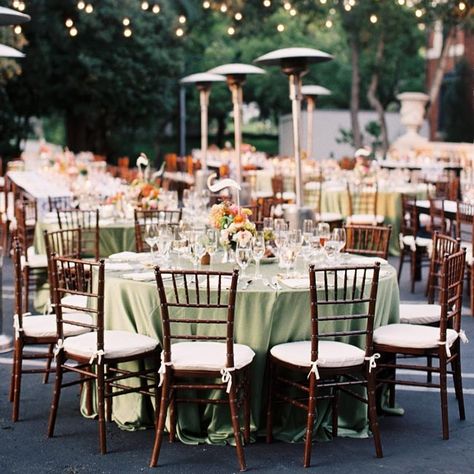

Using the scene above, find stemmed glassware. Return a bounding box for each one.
[189,232,207,269]
[235,239,252,278]
[324,228,346,262]
[252,231,265,279]
[317,222,330,247]
[144,223,159,259]
[332,227,346,256]
[206,228,219,263]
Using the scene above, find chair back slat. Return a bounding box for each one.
[57,209,100,260]
[427,232,460,304]
[347,182,378,217]
[309,263,380,362]
[134,208,182,253]
[439,249,465,339]
[456,201,474,254]
[345,224,392,259]
[155,268,239,369]
[51,256,104,342]
[48,196,74,212]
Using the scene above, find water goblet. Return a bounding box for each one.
[235,239,252,279]
[144,223,159,258]
[252,231,265,279]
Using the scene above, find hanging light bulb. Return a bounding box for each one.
[85,4,93,14]
[228,26,235,35]
[176,27,184,37]
[124,28,132,37]
[325,19,333,28]
[77,1,85,9]
[263,0,271,7]
[290,8,296,16]
[235,12,243,21]
[370,14,378,23]
[152,5,160,14]
[277,23,285,32]
[203,1,211,9]
[14,25,22,34]
[220,4,228,13]
[141,1,149,10]
[70,27,78,37]
[65,18,74,28]
[178,15,186,24]
[458,2,466,11]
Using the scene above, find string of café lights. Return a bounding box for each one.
[8,0,469,39]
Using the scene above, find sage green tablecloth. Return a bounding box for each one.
[83,256,400,445]
[34,219,136,258]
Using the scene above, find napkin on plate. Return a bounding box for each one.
[105,262,134,271]
[279,278,309,289]
[346,256,388,265]
[109,251,148,262]
[122,271,156,282]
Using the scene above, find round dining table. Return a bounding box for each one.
[80,252,400,445]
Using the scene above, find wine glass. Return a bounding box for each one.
[206,228,219,262]
[263,217,273,233]
[190,233,206,269]
[156,225,173,262]
[317,222,330,247]
[235,239,252,278]
[303,219,314,239]
[182,188,192,210]
[332,228,346,257]
[252,231,265,279]
[144,223,159,258]
[172,237,188,269]
[280,242,298,278]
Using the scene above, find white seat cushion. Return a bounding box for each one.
[399,303,441,325]
[270,340,365,369]
[347,214,384,225]
[315,212,343,222]
[21,253,48,269]
[169,341,255,371]
[419,213,431,227]
[374,323,458,350]
[20,313,92,338]
[400,235,432,252]
[64,330,158,360]
[61,294,89,312]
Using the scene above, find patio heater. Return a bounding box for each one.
[207,63,265,187]
[0,6,30,26]
[254,48,332,225]
[0,41,27,352]
[180,72,226,191]
[301,85,331,160]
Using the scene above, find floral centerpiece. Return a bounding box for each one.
[353,147,377,183]
[209,201,256,250]
[131,180,160,209]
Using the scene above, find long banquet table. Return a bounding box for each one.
[82,254,400,444]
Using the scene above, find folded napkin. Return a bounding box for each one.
[105,262,134,271]
[122,271,156,282]
[279,278,309,289]
[346,256,388,265]
[109,251,148,262]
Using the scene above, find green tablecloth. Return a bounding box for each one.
[83,255,400,444]
[34,219,136,258]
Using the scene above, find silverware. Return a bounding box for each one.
[271,276,282,290]
[263,278,277,290]
[242,279,253,290]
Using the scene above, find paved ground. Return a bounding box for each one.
[0,256,473,473]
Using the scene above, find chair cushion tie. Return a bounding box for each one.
[220,367,236,393]
[365,353,380,373]
[307,360,320,380]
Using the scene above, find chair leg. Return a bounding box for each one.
[470,268,474,317]
[47,352,64,438]
[451,348,465,421]
[12,339,23,422]
[43,343,54,384]
[331,387,338,438]
[303,374,317,468]
[367,372,383,458]
[397,251,404,283]
[9,340,17,403]
[266,359,275,444]
[168,389,176,443]
[150,373,170,468]
[228,384,246,472]
[96,363,107,454]
[427,356,433,384]
[105,365,113,423]
[243,367,251,444]
[410,251,416,293]
[23,268,30,313]
[439,354,449,440]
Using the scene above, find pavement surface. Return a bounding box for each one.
[0,256,473,473]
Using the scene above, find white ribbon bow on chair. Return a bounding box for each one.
[89,349,105,366]
[54,339,64,360]
[158,361,173,387]
[220,368,236,393]
[13,313,30,339]
[365,353,381,373]
[307,360,320,380]
[438,331,469,358]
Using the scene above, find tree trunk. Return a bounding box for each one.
[349,34,363,149]
[426,27,456,116]
[367,35,389,153]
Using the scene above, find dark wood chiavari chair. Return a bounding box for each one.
[48,195,74,212]
[429,198,449,235]
[266,263,383,467]
[426,232,460,304]
[150,267,254,470]
[9,239,91,422]
[346,181,384,225]
[375,249,466,440]
[47,256,160,454]
[15,199,47,312]
[57,209,100,260]
[456,201,474,316]
[398,194,432,293]
[134,208,182,253]
[344,224,392,260]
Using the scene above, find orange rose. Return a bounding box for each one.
[233,214,244,224]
